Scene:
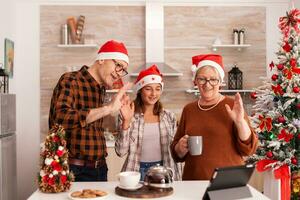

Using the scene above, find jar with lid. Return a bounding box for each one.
[61,24,69,45]
[233,29,239,45]
[238,28,245,45]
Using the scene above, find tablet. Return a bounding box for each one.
[202,164,255,200]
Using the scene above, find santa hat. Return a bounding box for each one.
[191,54,224,81]
[96,40,129,64]
[135,65,164,91]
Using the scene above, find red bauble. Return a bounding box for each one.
[290,58,297,67]
[42,175,49,183]
[271,74,278,81]
[293,87,300,93]
[283,42,291,52]
[266,151,273,158]
[250,92,257,99]
[277,64,284,70]
[56,150,64,157]
[60,175,67,184]
[292,157,298,165]
[48,177,55,186]
[53,136,60,142]
[296,103,300,110]
[278,116,286,123]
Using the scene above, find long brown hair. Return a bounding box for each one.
[134,91,163,115]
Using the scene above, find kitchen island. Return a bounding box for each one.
[28,181,269,200]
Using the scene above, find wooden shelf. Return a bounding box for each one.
[186,89,254,94]
[106,89,133,93]
[211,44,251,51]
[57,44,97,48]
[164,46,206,49]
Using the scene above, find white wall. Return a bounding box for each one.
[15,1,40,200]
[12,0,288,199]
[0,0,16,92]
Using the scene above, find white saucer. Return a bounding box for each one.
[118,183,143,191]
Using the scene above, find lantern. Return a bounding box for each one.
[0,68,9,93]
[228,65,243,90]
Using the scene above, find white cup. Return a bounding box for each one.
[118,171,141,188]
[188,136,203,156]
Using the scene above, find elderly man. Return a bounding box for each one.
[49,40,132,181]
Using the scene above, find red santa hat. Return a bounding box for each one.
[135,65,164,91]
[96,40,129,64]
[191,54,224,81]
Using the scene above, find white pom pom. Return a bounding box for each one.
[191,64,198,72]
[53,170,58,175]
[62,171,66,175]
[58,146,64,151]
[45,158,53,165]
[40,170,45,177]
[49,174,53,178]
[54,155,59,160]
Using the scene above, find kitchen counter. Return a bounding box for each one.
[28,181,269,200]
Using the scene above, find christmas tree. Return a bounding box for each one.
[247,8,300,200]
[38,124,74,193]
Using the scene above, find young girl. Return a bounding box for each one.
[115,65,182,181]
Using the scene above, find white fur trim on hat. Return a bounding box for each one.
[193,60,224,81]
[135,75,164,91]
[97,52,129,64]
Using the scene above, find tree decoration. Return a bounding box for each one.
[247,8,300,200]
[38,124,74,193]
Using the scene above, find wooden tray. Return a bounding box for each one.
[115,185,173,198]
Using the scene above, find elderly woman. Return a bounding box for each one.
[115,65,182,181]
[170,54,258,180]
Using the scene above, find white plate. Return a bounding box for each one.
[117,183,143,191]
[68,190,108,200]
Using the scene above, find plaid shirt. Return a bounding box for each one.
[115,109,183,180]
[49,66,107,161]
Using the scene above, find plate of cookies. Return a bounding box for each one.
[68,189,108,199]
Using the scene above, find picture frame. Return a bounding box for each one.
[4,38,14,78]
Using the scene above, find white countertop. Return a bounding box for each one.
[28,181,270,200]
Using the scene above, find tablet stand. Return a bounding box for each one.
[205,186,253,200]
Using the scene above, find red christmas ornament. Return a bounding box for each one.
[277,64,284,70]
[250,92,257,99]
[53,136,60,142]
[296,103,300,110]
[269,61,275,70]
[278,116,286,123]
[56,150,64,157]
[271,74,278,81]
[290,58,297,67]
[293,87,300,93]
[51,161,62,171]
[266,151,273,158]
[283,42,291,52]
[292,157,298,165]
[48,177,55,186]
[42,175,49,183]
[60,175,67,184]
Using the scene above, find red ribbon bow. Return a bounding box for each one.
[279,9,300,39]
[257,160,291,200]
[259,115,273,132]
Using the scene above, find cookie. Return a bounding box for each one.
[71,191,82,197]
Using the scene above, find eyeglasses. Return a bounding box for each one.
[196,77,220,86]
[112,59,128,77]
